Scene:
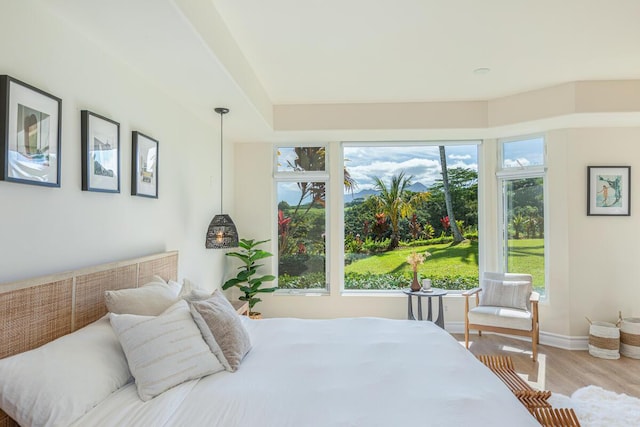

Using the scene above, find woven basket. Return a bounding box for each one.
[588,321,620,359]
[620,318,640,359]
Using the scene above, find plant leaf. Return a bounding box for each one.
[256,287,277,293]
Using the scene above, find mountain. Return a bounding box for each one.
[344,182,429,203]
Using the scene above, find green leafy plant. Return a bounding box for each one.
[222,238,277,314]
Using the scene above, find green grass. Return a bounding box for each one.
[345,240,479,278]
[507,238,545,290]
[343,238,545,292]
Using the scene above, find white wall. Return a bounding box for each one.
[0,1,226,289]
[565,128,640,335]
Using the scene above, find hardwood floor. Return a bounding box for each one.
[452,333,640,398]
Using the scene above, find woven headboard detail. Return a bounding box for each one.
[0,251,178,359]
[139,252,179,285]
[0,251,178,425]
[0,279,73,360]
[0,252,178,427]
[74,265,139,331]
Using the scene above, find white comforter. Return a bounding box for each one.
[73,317,539,426]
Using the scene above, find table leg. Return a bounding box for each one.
[435,295,445,329]
[407,295,415,320]
[427,297,433,322]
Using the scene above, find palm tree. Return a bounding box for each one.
[372,171,428,250]
[439,146,464,243]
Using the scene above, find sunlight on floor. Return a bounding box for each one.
[457,336,547,391]
[498,345,547,391]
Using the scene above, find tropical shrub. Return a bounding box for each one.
[278,272,326,289]
[343,272,477,291]
[279,254,325,276]
[362,237,390,253]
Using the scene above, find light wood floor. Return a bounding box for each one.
[452,333,640,398]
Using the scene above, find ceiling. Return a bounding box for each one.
[214,0,640,104]
[36,0,640,142]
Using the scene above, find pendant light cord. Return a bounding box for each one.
[219,110,224,214]
[214,107,229,214]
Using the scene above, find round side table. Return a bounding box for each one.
[402,288,448,328]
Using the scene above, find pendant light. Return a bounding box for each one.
[205,107,239,249]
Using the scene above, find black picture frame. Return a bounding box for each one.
[0,75,62,187]
[587,166,631,216]
[131,131,158,198]
[81,110,120,193]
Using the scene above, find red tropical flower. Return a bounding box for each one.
[278,210,291,235]
[440,216,450,230]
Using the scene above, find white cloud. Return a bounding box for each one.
[344,144,478,192]
[349,157,441,190]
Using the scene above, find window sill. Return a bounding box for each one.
[341,289,466,297]
[274,289,468,297]
[275,289,329,296]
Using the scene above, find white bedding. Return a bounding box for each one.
[73,317,539,427]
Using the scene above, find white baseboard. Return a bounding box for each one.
[444,321,589,350]
[539,331,589,350]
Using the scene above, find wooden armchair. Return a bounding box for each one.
[463,272,540,361]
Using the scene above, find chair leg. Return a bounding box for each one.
[465,327,469,348]
[478,330,482,337]
[532,324,539,362]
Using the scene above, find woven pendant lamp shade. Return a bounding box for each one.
[205,107,239,249]
[205,214,239,249]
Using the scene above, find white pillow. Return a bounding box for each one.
[190,290,252,372]
[105,275,179,315]
[110,300,224,401]
[0,316,131,427]
[169,278,212,302]
[480,279,532,310]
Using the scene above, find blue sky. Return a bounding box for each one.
[344,143,478,193]
[502,137,544,168]
[277,143,479,205]
[277,138,543,204]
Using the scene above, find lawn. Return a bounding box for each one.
[343,239,544,291]
[345,240,479,278]
[507,238,545,290]
[344,240,479,290]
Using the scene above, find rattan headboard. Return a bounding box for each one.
[0,251,178,427]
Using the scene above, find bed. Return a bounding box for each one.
[0,252,540,427]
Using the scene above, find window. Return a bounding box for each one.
[343,142,480,292]
[498,136,547,297]
[274,146,328,291]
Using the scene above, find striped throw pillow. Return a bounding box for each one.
[110,299,224,401]
[479,279,532,311]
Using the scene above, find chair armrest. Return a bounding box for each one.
[530,291,540,303]
[462,287,482,297]
[463,287,482,314]
[530,291,540,330]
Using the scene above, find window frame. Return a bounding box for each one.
[273,144,330,295]
[341,140,481,294]
[496,134,549,299]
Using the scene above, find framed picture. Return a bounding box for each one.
[81,110,120,193]
[131,131,158,198]
[0,75,62,187]
[587,166,631,216]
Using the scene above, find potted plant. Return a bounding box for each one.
[222,238,277,318]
